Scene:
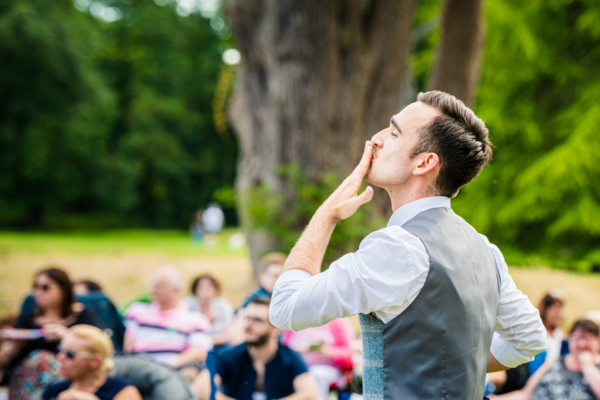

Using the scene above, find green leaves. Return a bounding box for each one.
[453,0,600,271]
[0,0,235,229]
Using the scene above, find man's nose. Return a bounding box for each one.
[371,131,385,148]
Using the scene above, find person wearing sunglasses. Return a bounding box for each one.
[0,267,102,399]
[490,318,600,400]
[42,325,142,400]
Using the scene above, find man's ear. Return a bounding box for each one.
[413,152,439,176]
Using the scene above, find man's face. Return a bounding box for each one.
[243,303,276,347]
[366,101,442,190]
[259,264,283,294]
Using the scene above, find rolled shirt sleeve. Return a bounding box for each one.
[484,237,547,367]
[270,223,546,369]
[270,226,430,331]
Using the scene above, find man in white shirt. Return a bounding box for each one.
[269,91,546,400]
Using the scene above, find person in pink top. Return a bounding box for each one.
[123,266,212,382]
[281,318,355,400]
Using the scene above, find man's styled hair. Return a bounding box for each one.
[413,91,493,198]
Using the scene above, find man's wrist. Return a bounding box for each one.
[315,205,340,225]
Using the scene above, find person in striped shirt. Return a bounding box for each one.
[123,266,213,381]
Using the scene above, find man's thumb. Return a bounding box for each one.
[359,186,374,204]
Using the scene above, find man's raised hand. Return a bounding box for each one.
[319,141,374,222]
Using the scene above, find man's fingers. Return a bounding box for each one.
[351,141,373,179]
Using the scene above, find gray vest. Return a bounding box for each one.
[359,207,500,400]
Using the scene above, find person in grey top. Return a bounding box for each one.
[269,91,546,400]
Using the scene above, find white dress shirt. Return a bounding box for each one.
[270,196,546,368]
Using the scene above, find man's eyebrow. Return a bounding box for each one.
[390,117,402,134]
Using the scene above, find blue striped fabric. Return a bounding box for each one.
[359,313,385,400]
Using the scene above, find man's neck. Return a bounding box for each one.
[247,338,278,363]
[386,182,438,212]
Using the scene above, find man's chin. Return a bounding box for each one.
[365,173,381,188]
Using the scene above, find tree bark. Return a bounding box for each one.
[427,0,485,105]
[225,0,417,272]
[224,0,485,273]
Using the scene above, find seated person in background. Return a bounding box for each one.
[123,266,212,382]
[16,276,126,354]
[73,280,104,296]
[193,297,318,400]
[240,252,286,309]
[538,291,566,357]
[225,253,287,345]
[492,318,600,400]
[43,325,142,400]
[488,290,567,395]
[182,275,233,347]
[0,267,102,399]
[281,318,356,400]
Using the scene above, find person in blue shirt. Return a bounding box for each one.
[240,253,286,309]
[194,297,318,400]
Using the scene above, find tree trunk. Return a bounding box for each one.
[224,0,485,273]
[427,0,485,105]
[224,0,417,272]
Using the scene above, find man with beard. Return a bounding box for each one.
[195,297,318,400]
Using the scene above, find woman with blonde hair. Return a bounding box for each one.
[42,325,142,400]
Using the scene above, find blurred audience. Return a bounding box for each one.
[0,267,102,399]
[190,209,206,244]
[539,291,566,358]
[193,297,318,400]
[42,325,141,400]
[182,275,233,347]
[17,277,125,354]
[123,266,212,382]
[202,203,225,235]
[488,290,567,395]
[240,252,286,309]
[73,280,104,296]
[281,318,356,400]
[492,318,600,400]
[224,252,286,346]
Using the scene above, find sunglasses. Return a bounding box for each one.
[33,283,51,291]
[58,346,94,360]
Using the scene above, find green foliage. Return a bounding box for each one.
[408,0,600,271]
[452,0,600,271]
[247,165,386,267]
[0,0,117,227]
[0,0,237,229]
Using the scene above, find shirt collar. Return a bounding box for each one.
[387,196,451,227]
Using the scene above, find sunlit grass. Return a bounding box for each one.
[0,228,248,257]
[0,230,599,332]
[0,229,254,315]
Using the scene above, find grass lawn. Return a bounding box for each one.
[0,229,254,314]
[1,229,599,330]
